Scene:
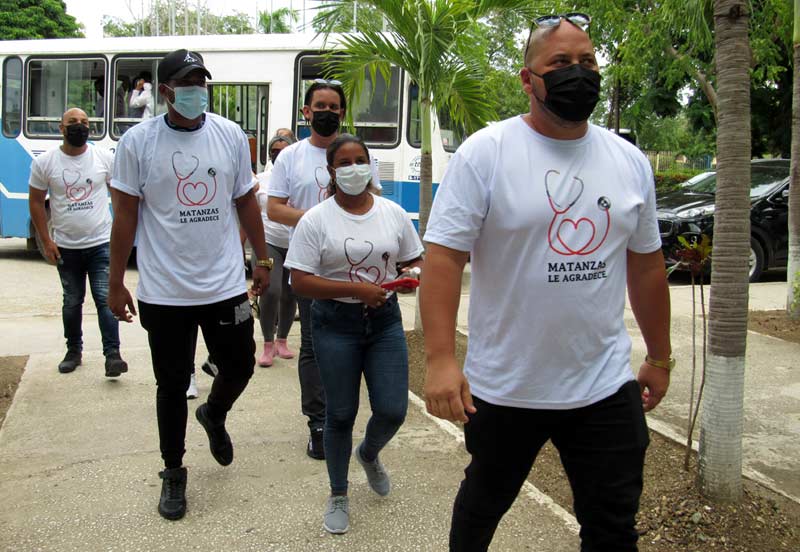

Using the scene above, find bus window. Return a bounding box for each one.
[407,83,465,153]
[2,56,22,138]
[208,83,261,170]
[112,57,161,138]
[295,55,400,147]
[27,58,106,138]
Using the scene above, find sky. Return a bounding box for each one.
[64,0,320,39]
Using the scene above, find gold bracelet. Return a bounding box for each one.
[645,355,675,372]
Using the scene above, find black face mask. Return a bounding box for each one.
[310,110,340,137]
[533,64,601,122]
[64,123,90,147]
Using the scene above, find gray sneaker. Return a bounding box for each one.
[355,443,390,496]
[323,495,349,534]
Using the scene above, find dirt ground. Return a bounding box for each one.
[0,356,26,429]
[406,320,800,552]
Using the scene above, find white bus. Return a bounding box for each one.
[0,34,461,256]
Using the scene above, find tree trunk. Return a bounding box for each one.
[788,2,800,319]
[414,93,434,331]
[699,0,751,502]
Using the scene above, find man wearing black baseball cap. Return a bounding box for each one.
[108,49,271,521]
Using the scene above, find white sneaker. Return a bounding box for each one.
[186,373,199,399]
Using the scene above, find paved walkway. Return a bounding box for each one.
[0,239,798,550]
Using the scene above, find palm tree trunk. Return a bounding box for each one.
[699,0,751,503]
[414,92,434,331]
[788,1,800,319]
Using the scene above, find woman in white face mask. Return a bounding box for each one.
[284,134,424,535]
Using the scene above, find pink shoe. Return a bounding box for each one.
[258,342,274,367]
[275,338,295,359]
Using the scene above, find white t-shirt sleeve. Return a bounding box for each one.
[285,214,321,274]
[268,150,290,199]
[110,134,142,197]
[424,148,490,252]
[102,148,114,184]
[397,209,424,262]
[627,160,662,254]
[232,129,255,200]
[28,157,48,191]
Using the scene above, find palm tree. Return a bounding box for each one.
[258,7,299,34]
[789,1,800,319]
[314,0,539,239]
[698,0,751,502]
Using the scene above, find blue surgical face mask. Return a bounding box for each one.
[166,85,208,119]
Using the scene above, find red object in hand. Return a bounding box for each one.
[380,277,420,291]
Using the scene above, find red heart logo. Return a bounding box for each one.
[67,183,92,202]
[182,181,209,205]
[556,217,596,254]
[355,266,381,283]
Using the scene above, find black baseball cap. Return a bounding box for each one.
[157,49,212,82]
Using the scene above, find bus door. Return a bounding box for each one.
[208,83,269,173]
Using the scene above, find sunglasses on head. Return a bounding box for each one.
[313,78,343,86]
[523,13,592,63]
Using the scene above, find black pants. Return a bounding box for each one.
[450,380,649,552]
[296,296,326,430]
[139,293,256,469]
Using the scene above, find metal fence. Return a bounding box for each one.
[643,151,715,172]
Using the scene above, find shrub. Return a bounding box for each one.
[654,169,706,193]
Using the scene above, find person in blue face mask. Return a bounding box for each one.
[108,49,272,521]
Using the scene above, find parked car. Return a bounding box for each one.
[656,159,791,282]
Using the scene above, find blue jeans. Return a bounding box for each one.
[311,295,409,495]
[57,242,119,355]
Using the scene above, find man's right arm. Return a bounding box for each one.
[419,243,475,422]
[267,196,305,227]
[108,189,139,322]
[28,187,59,264]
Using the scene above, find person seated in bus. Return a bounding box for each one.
[267,80,381,462]
[129,72,154,119]
[285,133,423,534]
[253,133,298,367]
[93,77,105,117]
[28,107,129,379]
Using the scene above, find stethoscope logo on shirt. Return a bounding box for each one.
[344,238,390,284]
[63,169,93,203]
[314,166,330,203]
[544,169,610,256]
[173,151,218,207]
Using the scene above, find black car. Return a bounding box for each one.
[656,159,791,282]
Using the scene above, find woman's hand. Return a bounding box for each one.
[354,282,389,308]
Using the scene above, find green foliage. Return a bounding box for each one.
[654,169,708,193]
[668,234,712,277]
[258,8,298,34]
[102,16,138,38]
[792,272,800,314]
[100,3,254,37]
[312,1,385,32]
[0,0,82,39]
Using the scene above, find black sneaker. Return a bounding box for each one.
[104,350,128,378]
[195,403,233,466]
[58,350,82,374]
[307,427,325,460]
[200,357,218,378]
[158,467,187,520]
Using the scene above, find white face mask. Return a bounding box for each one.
[334,164,372,196]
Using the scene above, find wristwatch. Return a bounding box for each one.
[255,258,274,270]
[645,355,676,372]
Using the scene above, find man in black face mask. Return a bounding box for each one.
[28,107,128,378]
[267,82,382,460]
[421,14,671,552]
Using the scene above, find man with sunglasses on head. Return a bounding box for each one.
[107,49,271,521]
[421,13,671,552]
[267,80,381,460]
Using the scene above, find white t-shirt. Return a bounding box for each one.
[285,195,423,303]
[29,146,114,249]
[268,137,382,215]
[424,117,661,410]
[111,113,254,306]
[255,176,291,248]
[129,82,154,119]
